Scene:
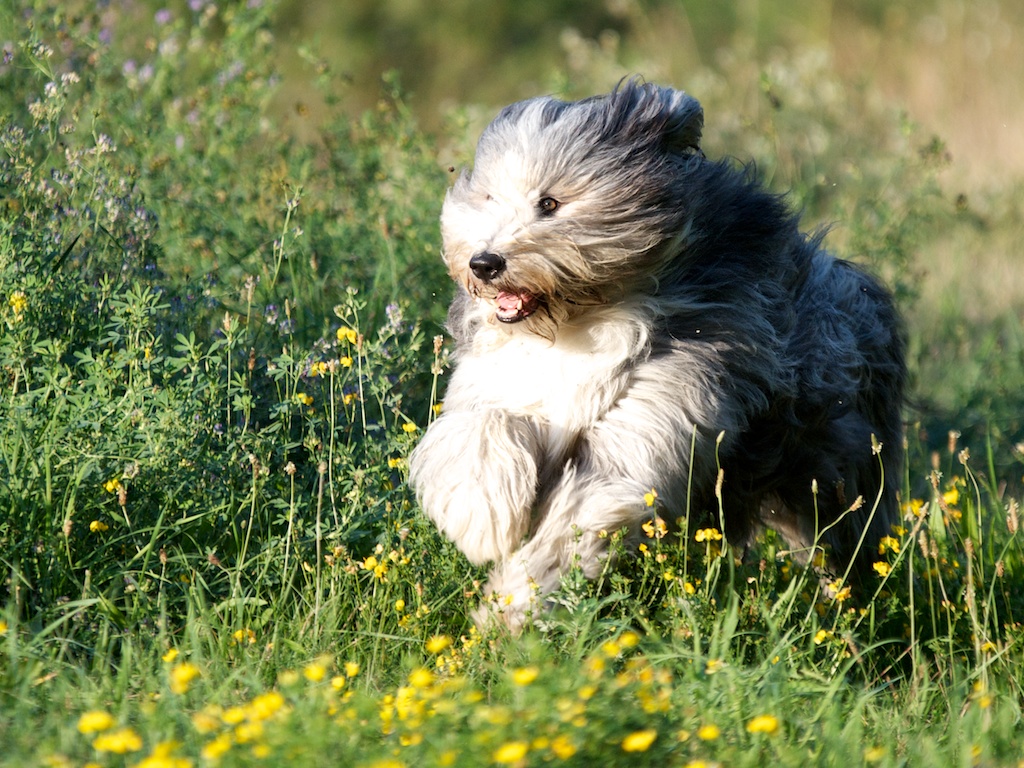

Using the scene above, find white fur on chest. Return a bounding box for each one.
[446,304,648,433]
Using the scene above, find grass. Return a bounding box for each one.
[1,1,1023,766]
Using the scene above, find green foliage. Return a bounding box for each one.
[0,0,453,654]
[1,2,1023,766]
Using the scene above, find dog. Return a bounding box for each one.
[409,79,906,631]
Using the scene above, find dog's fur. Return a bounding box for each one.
[410,80,906,631]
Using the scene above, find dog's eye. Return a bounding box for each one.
[538,196,560,216]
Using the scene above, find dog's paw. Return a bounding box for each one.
[470,587,538,635]
[471,553,557,633]
[470,597,528,635]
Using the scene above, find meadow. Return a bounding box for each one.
[1,1,1023,766]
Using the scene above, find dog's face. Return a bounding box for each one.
[441,81,705,331]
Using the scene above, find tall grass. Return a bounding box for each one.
[1,2,1022,766]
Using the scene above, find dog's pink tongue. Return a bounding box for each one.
[495,291,538,323]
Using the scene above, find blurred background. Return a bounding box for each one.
[273,0,1023,193]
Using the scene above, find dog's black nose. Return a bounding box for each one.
[469,252,506,282]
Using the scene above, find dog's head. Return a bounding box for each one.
[441,79,704,331]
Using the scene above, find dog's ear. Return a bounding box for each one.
[611,80,704,156]
[656,87,704,155]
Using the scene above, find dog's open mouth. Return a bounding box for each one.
[495,290,540,323]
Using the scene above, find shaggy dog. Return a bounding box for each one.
[410,80,906,631]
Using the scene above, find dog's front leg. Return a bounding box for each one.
[473,368,727,632]
[472,467,656,633]
[409,409,542,566]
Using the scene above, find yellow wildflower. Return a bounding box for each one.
[89,520,109,532]
[863,746,886,762]
[401,422,418,434]
[362,555,387,579]
[200,733,232,761]
[294,392,313,406]
[161,648,179,663]
[746,714,780,734]
[642,516,667,539]
[134,740,192,768]
[344,661,360,678]
[578,683,598,701]
[621,729,658,752]
[232,628,256,645]
[584,655,606,676]
[512,666,539,686]
[191,709,221,734]
[903,498,925,518]
[77,710,116,734]
[704,658,724,675]
[878,536,900,554]
[644,488,658,507]
[550,735,577,759]
[493,741,529,764]
[601,640,621,657]
[233,721,263,743]
[303,661,327,682]
[400,732,423,747]
[336,326,357,345]
[221,707,247,725]
[697,724,720,740]
[169,662,201,694]
[92,727,143,754]
[828,579,851,602]
[408,667,434,689]
[0,619,7,635]
[695,528,722,542]
[619,631,640,648]
[942,487,960,507]
[104,478,122,493]
[310,361,329,377]
[8,290,27,316]
[425,635,452,654]
[340,356,353,368]
[872,561,891,578]
[813,629,832,645]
